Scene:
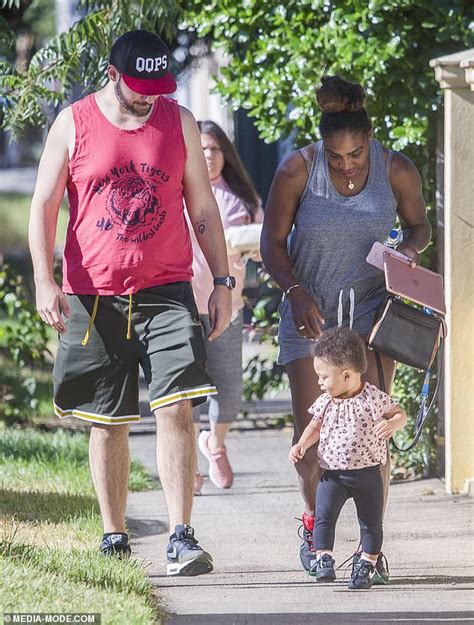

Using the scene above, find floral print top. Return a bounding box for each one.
[309,382,397,470]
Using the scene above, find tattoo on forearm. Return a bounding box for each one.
[197,220,206,234]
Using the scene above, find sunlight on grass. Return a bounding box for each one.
[1,557,160,624]
[0,427,161,624]
[0,428,157,493]
[1,512,101,550]
[0,193,69,251]
[1,539,153,597]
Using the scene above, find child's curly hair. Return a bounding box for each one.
[312,327,368,373]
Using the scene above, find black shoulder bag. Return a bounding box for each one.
[367,296,446,451]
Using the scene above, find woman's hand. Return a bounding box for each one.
[289,444,306,464]
[288,287,325,340]
[396,241,419,268]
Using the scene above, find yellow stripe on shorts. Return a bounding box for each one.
[149,386,217,412]
[54,403,140,425]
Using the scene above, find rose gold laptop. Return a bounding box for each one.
[383,253,446,315]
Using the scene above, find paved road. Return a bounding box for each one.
[0,167,37,193]
[127,429,474,625]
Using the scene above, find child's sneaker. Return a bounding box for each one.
[348,558,376,589]
[298,512,317,571]
[100,533,131,558]
[374,552,390,584]
[166,524,213,576]
[308,553,336,582]
[352,550,389,585]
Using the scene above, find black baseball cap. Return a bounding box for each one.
[109,30,177,96]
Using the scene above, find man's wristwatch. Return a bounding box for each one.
[213,276,236,290]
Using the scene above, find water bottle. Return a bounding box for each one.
[385,228,402,248]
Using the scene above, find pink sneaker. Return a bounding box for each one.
[194,470,204,496]
[198,430,233,489]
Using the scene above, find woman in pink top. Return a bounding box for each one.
[191,120,263,493]
[289,328,407,589]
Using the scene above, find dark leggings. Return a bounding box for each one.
[314,465,384,555]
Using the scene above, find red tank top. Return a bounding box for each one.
[63,94,192,295]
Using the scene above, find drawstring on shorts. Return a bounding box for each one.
[337,288,355,330]
[81,293,133,346]
[81,295,100,346]
[127,293,133,340]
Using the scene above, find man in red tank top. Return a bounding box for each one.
[29,30,235,576]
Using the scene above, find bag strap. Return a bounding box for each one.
[375,347,444,452]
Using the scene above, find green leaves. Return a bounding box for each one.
[0,262,50,368]
[183,0,473,161]
[0,0,21,8]
[0,0,183,138]
[0,14,15,50]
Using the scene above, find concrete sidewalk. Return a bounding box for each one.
[127,429,474,625]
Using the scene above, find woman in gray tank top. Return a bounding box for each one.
[261,76,431,577]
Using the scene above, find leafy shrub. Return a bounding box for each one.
[390,364,438,479]
[0,260,51,423]
[0,260,50,367]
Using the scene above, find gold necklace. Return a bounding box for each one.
[348,179,355,190]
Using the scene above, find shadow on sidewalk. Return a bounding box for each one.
[127,517,168,538]
[164,611,474,625]
[150,572,474,588]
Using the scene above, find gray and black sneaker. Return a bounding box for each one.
[348,558,376,589]
[352,550,389,585]
[166,524,213,577]
[100,533,131,558]
[308,553,336,582]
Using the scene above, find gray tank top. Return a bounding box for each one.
[287,139,397,332]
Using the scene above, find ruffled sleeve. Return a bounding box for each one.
[308,393,331,423]
[365,384,398,420]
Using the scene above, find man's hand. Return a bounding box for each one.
[36,279,71,334]
[288,287,325,340]
[289,443,306,464]
[207,286,232,341]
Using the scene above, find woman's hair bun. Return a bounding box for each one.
[316,75,366,113]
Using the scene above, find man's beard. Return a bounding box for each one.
[114,79,153,118]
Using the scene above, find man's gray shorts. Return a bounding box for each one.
[53,282,216,425]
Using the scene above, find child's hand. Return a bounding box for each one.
[289,444,306,464]
[374,419,396,440]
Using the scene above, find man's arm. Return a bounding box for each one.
[28,107,73,333]
[180,106,231,341]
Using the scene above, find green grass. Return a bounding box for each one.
[1,557,159,624]
[0,428,156,493]
[1,541,153,597]
[0,427,161,624]
[0,192,68,250]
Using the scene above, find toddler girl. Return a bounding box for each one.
[289,327,407,589]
